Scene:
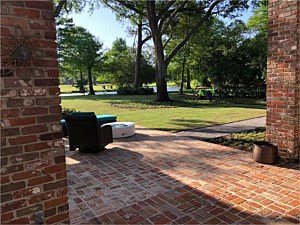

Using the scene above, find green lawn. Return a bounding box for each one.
[61,93,266,132]
[207,128,266,151]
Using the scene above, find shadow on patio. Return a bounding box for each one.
[66,127,300,224]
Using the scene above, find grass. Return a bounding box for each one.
[60,83,178,93]
[207,127,266,151]
[61,93,266,132]
[147,82,177,87]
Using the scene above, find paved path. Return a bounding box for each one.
[176,116,266,140]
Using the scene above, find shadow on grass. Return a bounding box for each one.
[61,94,266,110]
[162,119,218,132]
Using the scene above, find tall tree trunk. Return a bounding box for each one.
[179,54,186,95]
[87,67,95,95]
[186,67,191,89]
[134,22,143,89]
[156,59,169,101]
[78,68,85,93]
[154,38,170,101]
[80,68,83,82]
[146,1,170,102]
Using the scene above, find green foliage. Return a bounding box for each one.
[103,39,135,86]
[57,18,104,93]
[190,80,201,89]
[207,127,266,151]
[103,38,155,87]
[110,38,128,53]
[140,55,156,85]
[165,0,268,97]
[61,107,77,119]
[247,0,268,36]
[185,18,266,97]
[53,0,101,16]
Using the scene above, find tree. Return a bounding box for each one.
[103,38,155,87]
[247,0,268,36]
[167,16,217,92]
[133,19,152,89]
[57,18,83,87]
[246,0,268,82]
[186,17,267,97]
[98,1,249,101]
[166,14,210,94]
[102,1,151,90]
[57,20,103,94]
[103,38,135,86]
[54,0,101,17]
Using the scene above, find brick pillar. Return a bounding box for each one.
[266,0,300,159]
[1,1,69,224]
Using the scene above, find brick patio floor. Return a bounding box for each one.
[66,127,300,224]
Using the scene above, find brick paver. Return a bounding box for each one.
[66,127,300,224]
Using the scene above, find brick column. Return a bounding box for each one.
[1,1,69,224]
[266,0,300,159]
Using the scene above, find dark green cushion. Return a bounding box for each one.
[60,119,67,126]
[96,114,117,122]
[71,112,95,116]
[60,114,117,127]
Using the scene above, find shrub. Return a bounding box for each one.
[136,87,154,95]
[117,86,134,95]
[62,107,77,119]
[117,86,154,95]
[215,86,266,98]
[75,79,87,93]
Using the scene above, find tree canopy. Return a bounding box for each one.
[57,18,103,94]
[103,38,155,87]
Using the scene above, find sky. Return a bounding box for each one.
[70,7,134,49]
[70,6,254,49]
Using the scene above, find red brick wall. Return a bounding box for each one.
[1,1,69,224]
[266,0,300,159]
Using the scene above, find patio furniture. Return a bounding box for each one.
[60,112,117,136]
[102,122,135,138]
[96,114,117,126]
[65,114,113,152]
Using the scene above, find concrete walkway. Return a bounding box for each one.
[176,116,266,140]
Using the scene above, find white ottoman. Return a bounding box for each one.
[103,122,135,138]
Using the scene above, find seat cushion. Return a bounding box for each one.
[71,112,95,116]
[96,114,117,122]
[61,114,117,127]
[60,119,67,127]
